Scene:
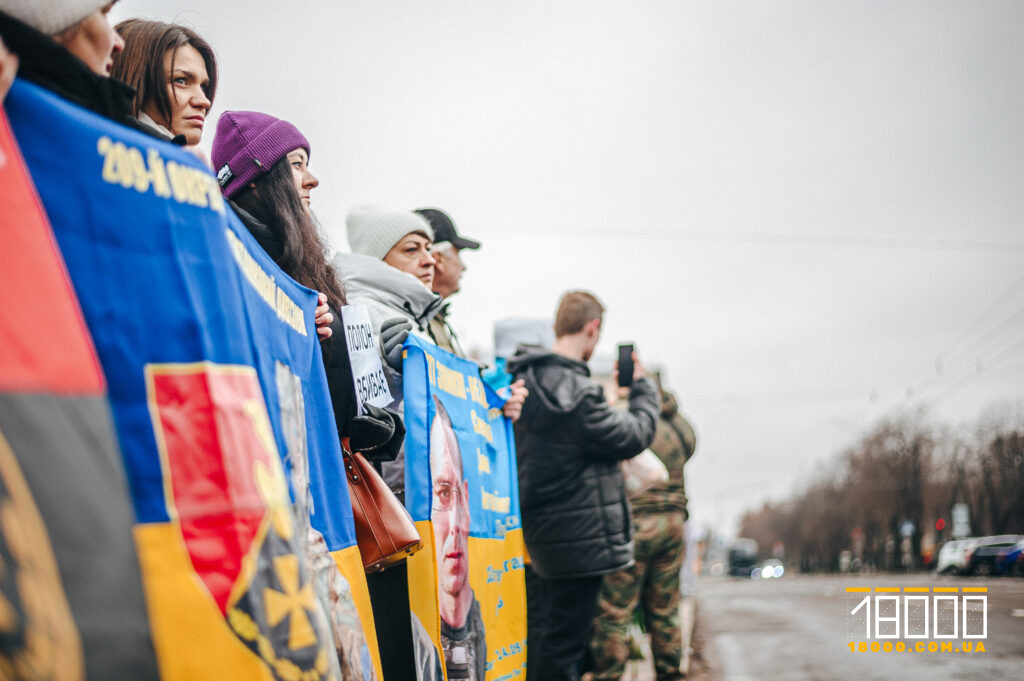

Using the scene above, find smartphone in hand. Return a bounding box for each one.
[617,343,634,388]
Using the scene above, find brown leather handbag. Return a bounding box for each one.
[342,443,422,572]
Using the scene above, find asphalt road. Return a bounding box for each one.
[693,573,1024,681]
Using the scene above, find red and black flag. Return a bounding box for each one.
[0,107,160,680]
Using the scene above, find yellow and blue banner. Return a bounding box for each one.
[5,79,379,681]
[0,103,159,680]
[403,336,526,681]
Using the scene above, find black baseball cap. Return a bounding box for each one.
[414,208,481,250]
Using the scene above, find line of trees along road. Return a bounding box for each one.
[739,404,1024,572]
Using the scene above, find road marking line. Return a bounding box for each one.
[846,587,870,592]
[875,587,900,592]
[962,587,987,593]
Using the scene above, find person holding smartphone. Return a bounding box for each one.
[506,290,659,681]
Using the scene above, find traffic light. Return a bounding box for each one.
[935,518,945,531]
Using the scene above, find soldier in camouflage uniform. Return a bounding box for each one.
[590,387,697,681]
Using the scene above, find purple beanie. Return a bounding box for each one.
[211,111,310,199]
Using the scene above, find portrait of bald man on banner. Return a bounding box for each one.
[430,396,487,681]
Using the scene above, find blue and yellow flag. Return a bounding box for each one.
[5,79,379,681]
[403,336,526,681]
[0,103,159,681]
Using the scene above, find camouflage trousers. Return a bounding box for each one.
[590,512,685,681]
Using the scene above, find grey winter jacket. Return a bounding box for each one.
[333,252,443,494]
[333,252,442,339]
[507,345,659,578]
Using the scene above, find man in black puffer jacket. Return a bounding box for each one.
[507,290,659,681]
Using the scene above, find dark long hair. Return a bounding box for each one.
[110,19,218,122]
[233,158,346,311]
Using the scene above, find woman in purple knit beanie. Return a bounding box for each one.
[210,109,411,466]
[211,111,428,681]
[211,110,336,304]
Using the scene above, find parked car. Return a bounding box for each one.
[995,539,1024,577]
[963,535,1022,576]
[728,538,759,576]
[934,539,972,575]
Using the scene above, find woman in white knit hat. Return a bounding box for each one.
[0,1,123,76]
[334,209,446,681]
[335,207,444,344]
[334,206,444,491]
[0,1,172,143]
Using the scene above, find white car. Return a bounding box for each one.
[934,539,972,575]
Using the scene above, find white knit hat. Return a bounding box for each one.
[346,207,434,260]
[0,0,109,34]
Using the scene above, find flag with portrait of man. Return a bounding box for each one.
[402,335,527,681]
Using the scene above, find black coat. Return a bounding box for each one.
[507,345,659,578]
[230,203,403,460]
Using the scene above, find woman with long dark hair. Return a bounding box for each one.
[213,112,443,681]
[110,19,216,145]
[212,111,408,680]
[211,109,402,462]
[229,142,343,310]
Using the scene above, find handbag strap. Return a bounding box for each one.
[340,438,361,485]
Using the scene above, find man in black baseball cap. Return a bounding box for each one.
[413,207,527,418]
[414,208,480,355]
[416,208,482,254]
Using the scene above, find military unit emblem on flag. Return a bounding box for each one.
[1,77,383,680]
[147,364,334,680]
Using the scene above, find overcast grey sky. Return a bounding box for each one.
[112,0,1024,536]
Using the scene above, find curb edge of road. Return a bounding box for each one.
[681,596,696,676]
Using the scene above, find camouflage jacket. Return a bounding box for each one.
[630,390,697,518]
[427,304,464,357]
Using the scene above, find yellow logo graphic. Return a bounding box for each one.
[265,555,317,651]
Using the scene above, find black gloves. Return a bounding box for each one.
[379,317,412,372]
[349,404,406,462]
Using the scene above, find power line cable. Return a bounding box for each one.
[906,302,1024,402]
[931,335,1024,406]
[845,276,1024,425]
[931,271,1024,361]
[934,304,1024,375]
[898,271,1024,389]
